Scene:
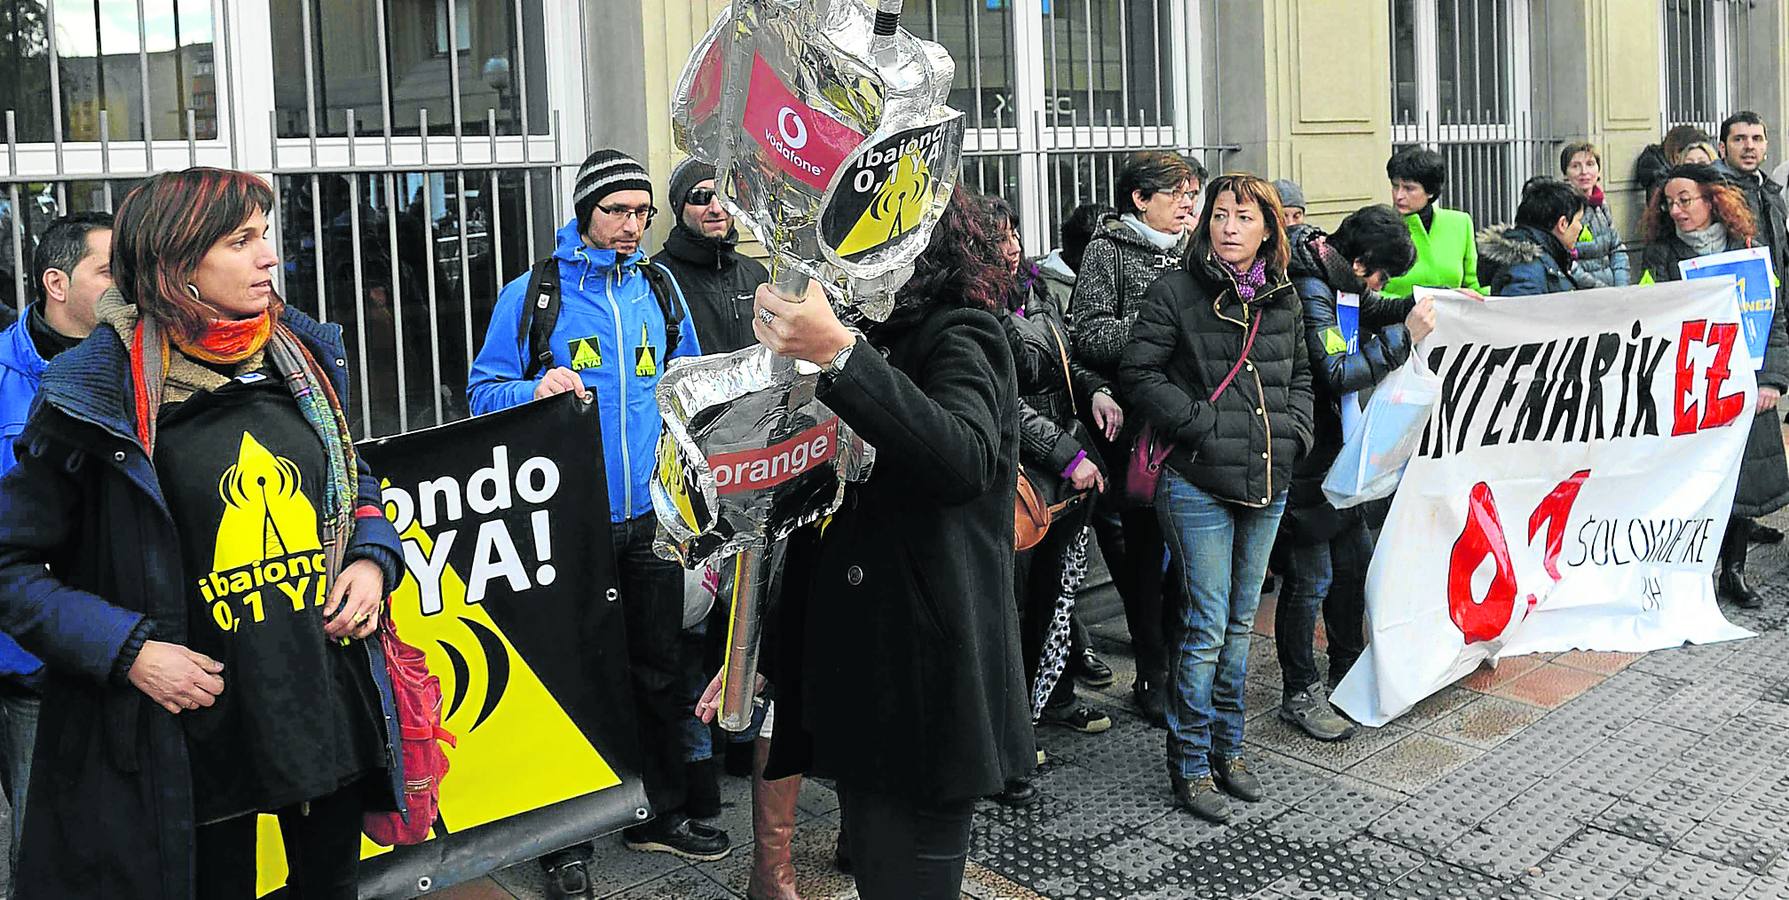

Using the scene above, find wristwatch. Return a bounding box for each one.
[821,339,857,375]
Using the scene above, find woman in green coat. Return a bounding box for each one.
[1381,147,1486,298]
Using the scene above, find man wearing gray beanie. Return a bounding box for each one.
[468,147,725,894]
[1273,178,1308,229]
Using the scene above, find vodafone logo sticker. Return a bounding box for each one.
[778,108,809,149]
[742,53,860,190]
[707,418,841,495]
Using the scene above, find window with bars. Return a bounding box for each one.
[1661,0,1753,135]
[1390,0,1540,228]
[903,0,1205,253]
[1,0,581,440]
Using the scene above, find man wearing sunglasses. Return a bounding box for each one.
[468,148,718,896]
[654,159,770,355]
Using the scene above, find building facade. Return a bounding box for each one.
[0,0,1780,440]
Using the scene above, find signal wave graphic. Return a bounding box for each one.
[835,151,935,259]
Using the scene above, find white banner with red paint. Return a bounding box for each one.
[1332,279,1756,727]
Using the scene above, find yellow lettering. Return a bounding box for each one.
[276,577,311,612]
[243,590,265,623]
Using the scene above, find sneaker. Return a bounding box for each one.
[1074,647,1116,687]
[1133,677,1166,728]
[1209,754,1263,802]
[1279,684,1358,742]
[623,815,732,862]
[1041,701,1112,734]
[992,777,1040,807]
[1171,773,1230,823]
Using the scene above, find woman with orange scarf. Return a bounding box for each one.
[0,167,406,899]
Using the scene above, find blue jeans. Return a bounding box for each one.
[0,687,38,877]
[1157,472,1287,780]
[1276,516,1373,695]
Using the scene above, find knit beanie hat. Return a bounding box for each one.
[574,149,653,231]
[668,158,718,210]
[1272,179,1306,210]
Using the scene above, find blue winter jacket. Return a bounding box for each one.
[0,312,50,684]
[467,220,701,523]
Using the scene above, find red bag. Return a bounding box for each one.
[1122,314,1264,506]
[363,612,457,846]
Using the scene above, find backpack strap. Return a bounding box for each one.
[516,257,561,381]
[639,261,686,358]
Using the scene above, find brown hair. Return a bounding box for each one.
[1558,141,1600,174]
[1662,124,1713,163]
[1115,151,1197,214]
[113,167,281,342]
[1187,173,1291,281]
[1642,164,1757,245]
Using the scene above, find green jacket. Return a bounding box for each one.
[1382,205,1485,298]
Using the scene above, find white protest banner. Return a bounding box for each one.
[1331,279,1756,727]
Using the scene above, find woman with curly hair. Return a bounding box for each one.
[1635,163,1789,611]
[706,187,1031,898]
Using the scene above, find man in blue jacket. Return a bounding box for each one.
[467,150,717,893]
[0,210,112,873]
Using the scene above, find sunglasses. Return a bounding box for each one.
[685,187,718,207]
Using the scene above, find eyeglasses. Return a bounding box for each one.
[684,187,718,207]
[1156,188,1197,205]
[598,203,657,224]
[1665,194,1705,212]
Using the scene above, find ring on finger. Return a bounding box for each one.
[758,308,777,325]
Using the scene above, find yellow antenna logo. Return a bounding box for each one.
[835,151,935,258]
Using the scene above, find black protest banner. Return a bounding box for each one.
[250,394,645,898]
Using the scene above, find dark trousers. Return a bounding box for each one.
[1276,514,1373,694]
[838,787,975,900]
[195,784,363,900]
[613,514,690,817]
[1088,502,1175,680]
[1016,499,1095,711]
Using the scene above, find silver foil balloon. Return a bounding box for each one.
[657,0,963,732]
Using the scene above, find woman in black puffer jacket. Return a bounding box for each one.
[1121,174,1314,824]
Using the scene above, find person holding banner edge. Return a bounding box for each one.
[704,188,1033,899]
[1122,174,1316,823]
[0,167,406,899]
[1634,163,1789,608]
[466,149,721,891]
[1278,204,1424,742]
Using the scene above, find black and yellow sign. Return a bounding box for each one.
[252,395,644,897]
[819,115,966,266]
[634,323,658,377]
[569,335,603,372]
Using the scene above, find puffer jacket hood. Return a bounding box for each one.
[1477,224,1591,296]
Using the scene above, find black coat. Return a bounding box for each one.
[652,223,770,354]
[0,310,405,899]
[1638,231,1789,517]
[764,302,1034,802]
[1121,255,1316,508]
[1284,229,1414,539]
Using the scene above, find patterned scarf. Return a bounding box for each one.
[100,289,359,576]
[1219,256,1269,303]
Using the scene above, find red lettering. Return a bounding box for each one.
[1527,469,1590,582]
[1448,482,1519,644]
[1674,319,1706,436]
[1700,322,1747,430]
[1448,469,1595,644]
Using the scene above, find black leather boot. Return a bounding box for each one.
[1719,519,1764,609]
